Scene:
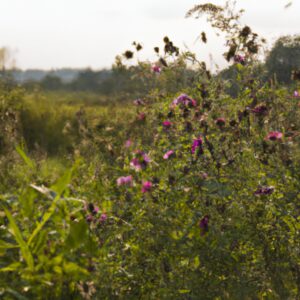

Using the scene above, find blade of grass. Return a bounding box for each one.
[2,206,34,270]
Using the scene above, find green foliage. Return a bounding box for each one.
[265,35,300,84]
[1,2,300,299]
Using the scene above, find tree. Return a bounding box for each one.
[265,35,300,83]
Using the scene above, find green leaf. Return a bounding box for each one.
[2,206,34,270]
[65,219,88,250]
[16,146,35,169]
[0,262,22,272]
[0,240,19,249]
[27,168,73,247]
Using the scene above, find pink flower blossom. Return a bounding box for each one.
[152,65,161,73]
[215,118,226,127]
[251,105,268,116]
[137,112,146,121]
[200,172,208,180]
[265,131,283,141]
[162,120,172,128]
[125,139,132,148]
[117,175,133,186]
[130,150,150,171]
[191,137,203,154]
[172,94,197,108]
[133,98,145,106]
[99,213,108,223]
[142,181,152,193]
[293,90,299,97]
[234,55,245,65]
[163,150,175,160]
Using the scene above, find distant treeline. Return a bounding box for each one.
[1,34,300,98]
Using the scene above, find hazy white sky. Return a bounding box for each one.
[0,0,299,70]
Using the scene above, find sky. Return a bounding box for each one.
[0,0,299,70]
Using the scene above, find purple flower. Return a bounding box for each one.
[293,90,299,97]
[163,150,175,160]
[152,65,161,73]
[265,131,283,141]
[142,181,152,193]
[162,120,172,128]
[133,98,145,106]
[200,172,208,180]
[251,105,268,115]
[130,150,150,171]
[92,206,99,215]
[215,118,226,127]
[199,215,209,236]
[117,175,133,186]
[172,94,197,108]
[254,186,274,196]
[191,137,203,154]
[234,54,245,64]
[86,215,93,223]
[99,213,108,223]
[125,139,132,148]
[137,112,146,121]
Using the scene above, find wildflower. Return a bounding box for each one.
[163,150,175,160]
[142,181,152,193]
[234,54,245,65]
[86,215,93,223]
[294,90,300,97]
[137,112,146,121]
[152,65,161,73]
[200,172,208,180]
[125,139,132,148]
[99,213,107,223]
[251,105,268,115]
[191,137,203,154]
[254,186,274,195]
[92,206,99,215]
[215,118,226,127]
[265,131,283,141]
[130,150,150,171]
[199,215,209,236]
[172,94,197,108]
[117,175,133,186]
[133,98,145,106]
[162,120,172,128]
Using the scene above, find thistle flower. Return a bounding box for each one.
[130,150,150,171]
[142,181,152,193]
[251,105,268,115]
[125,139,132,148]
[86,215,93,223]
[133,98,145,106]
[191,137,203,154]
[172,94,197,108]
[199,215,209,236]
[99,213,107,223]
[152,65,161,73]
[254,186,274,195]
[163,150,175,160]
[234,54,245,65]
[265,131,283,141]
[137,112,146,121]
[162,120,172,128]
[117,175,133,186]
[215,118,226,127]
